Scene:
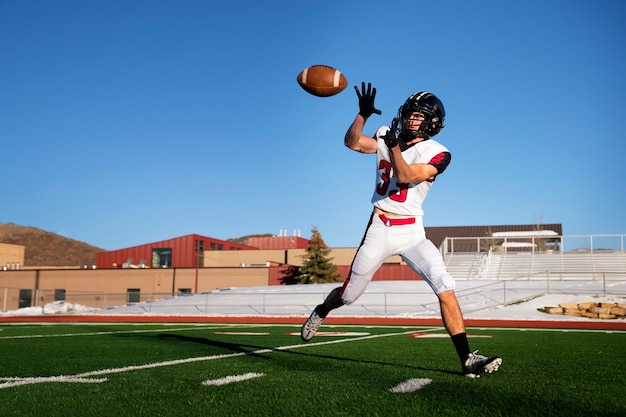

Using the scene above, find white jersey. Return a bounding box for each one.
[371,126,450,216]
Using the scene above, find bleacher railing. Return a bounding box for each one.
[441,234,626,255]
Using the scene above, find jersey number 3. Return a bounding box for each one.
[376,160,408,202]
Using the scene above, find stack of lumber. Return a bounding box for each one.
[539,302,626,319]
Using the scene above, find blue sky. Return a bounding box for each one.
[1,0,625,250]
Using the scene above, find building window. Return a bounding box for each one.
[54,289,66,301]
[18,289,32,309]
[152,248,172,268]
[127,288,140,304]
[196,240,205,268]
[178,288,192,296]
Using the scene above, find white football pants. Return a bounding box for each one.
[341,212,456,304]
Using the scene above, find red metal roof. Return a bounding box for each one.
[96,234,256,269]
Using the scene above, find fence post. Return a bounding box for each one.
[384,293,388,316]
[547,271,551,295]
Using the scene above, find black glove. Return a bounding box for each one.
[355,82,382,118]
[382,118,400,149]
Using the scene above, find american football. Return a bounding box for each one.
[297,65,348,97]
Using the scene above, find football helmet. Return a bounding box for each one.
[398,92,445,140]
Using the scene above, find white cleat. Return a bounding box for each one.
[463,351,502,378]
[301,307,324,342]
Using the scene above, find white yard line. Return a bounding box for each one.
[0,324,264,340]
[0,327,435,390]
[390,378,432,393]
[202,372,265,386]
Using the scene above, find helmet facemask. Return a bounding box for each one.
[398,92,445,141]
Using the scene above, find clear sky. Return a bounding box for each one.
[1,0,625,250]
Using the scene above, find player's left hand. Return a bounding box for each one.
[382,118,400,149]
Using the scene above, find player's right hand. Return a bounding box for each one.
[355,82,382,118]
[382,118,400,149]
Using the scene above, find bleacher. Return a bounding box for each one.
[444,250,626,281]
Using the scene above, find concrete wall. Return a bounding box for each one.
[204,249,289,266]
[0,247,407,311]
[0,266,269,311]
[204,247,403,267]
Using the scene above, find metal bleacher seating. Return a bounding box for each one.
[444,248,626,281]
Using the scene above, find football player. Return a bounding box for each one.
[301,82,502,378]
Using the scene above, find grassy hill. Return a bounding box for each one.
[0,222,104,267]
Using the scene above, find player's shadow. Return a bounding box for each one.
[158,333,458,376]
[159,334,266,356]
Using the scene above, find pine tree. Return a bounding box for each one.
[298,227,341,284]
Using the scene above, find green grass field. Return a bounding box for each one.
[0,322,624,417]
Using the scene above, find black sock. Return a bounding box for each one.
[316,287,344,318]
[451,333,471,363]
[316,304,330,318]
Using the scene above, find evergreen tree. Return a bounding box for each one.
[298,227,341,284]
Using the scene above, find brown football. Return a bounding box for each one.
[297,65,348,97]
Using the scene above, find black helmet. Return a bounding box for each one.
[398,92,445,139]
